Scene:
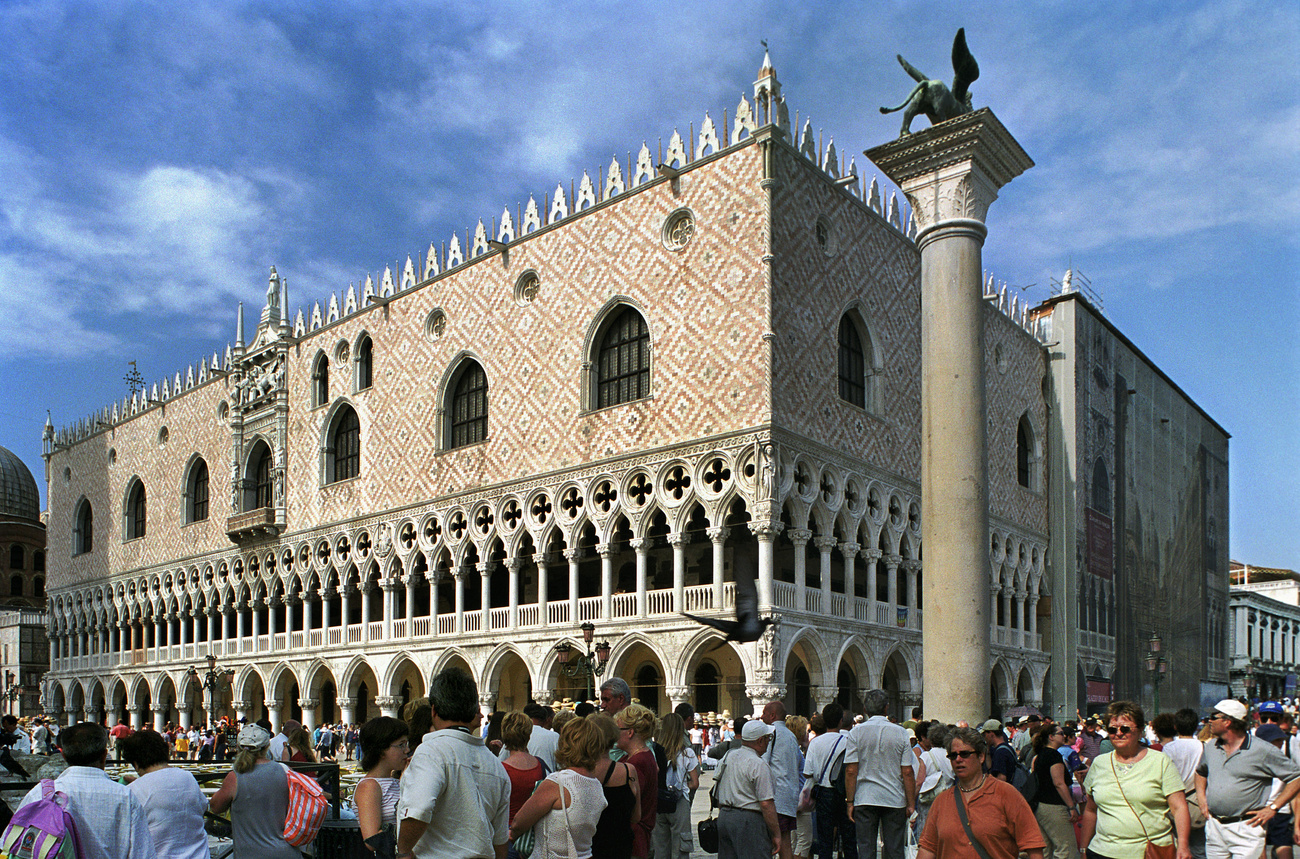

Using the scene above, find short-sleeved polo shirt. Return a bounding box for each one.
[1197,732,1300,817]
[844,715,914,808]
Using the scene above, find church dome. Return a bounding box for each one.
[0,446,40,523]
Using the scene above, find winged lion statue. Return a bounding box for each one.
[880,28,980,137]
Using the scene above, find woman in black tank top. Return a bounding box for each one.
[591,757,639,859]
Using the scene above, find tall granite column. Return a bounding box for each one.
[867,109,1032,723]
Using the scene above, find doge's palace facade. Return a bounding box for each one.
[41,57,1053,731]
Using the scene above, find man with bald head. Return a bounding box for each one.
[760,701,803,859]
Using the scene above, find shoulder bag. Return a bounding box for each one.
[1109,754,1176,859]
[953,783,995,859]
[799,735,844,813]
[698,754,726,853]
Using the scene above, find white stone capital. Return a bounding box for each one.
[865,109,1033,236]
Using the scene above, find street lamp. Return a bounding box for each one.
[1145,634,1167,715]
[554,622,613,703]
[1245,663,1257,702]
[3,672,23,717]
[187,654,236,726]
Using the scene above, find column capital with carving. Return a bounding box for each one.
[839,541,861,559]
[786,528,812,547]
[706,527,730,544]
[864,108,1034,237]
[595,543,614,558]
[563,548,585,563]
[813,535,838,552]
[749,521,783,541]
[629,538,652,553]
[667,532,691,549]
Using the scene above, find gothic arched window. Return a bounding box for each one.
[595,307,650,409]
[355,335,373,391]
[186,458,209,523]
[74,500,93,555]
[329,407,361,482]
[449,362,488,449]
[125,480,146,540]
[312,351,329,408]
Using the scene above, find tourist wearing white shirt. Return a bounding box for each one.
[119,728,209,859]
[18,722,154,859]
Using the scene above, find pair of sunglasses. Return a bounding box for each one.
[946,750,978,761]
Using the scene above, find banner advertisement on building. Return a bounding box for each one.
[1086,508,1113,579]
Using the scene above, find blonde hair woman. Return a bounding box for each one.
[615,703,659,859]
[651,713,700,859]
[510,717,609,858]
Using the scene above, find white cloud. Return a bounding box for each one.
[0,136,309,360]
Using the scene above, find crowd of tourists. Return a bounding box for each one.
[98,716,365,763]
[9,683,1300,859]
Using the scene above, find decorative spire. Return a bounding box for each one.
[236,301,244,347]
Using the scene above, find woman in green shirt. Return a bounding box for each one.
[1079,701,1191,859]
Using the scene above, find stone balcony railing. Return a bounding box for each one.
[226,507,281,543]
[51,579,1044,673]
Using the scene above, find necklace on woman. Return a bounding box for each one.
[959,775,987,793]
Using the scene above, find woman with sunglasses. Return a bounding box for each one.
[356,716,412,857]
[1031,724,1081,859]
[1079,701,1191,859]
[917,726,1045,859]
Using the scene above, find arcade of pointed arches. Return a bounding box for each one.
[43,627,1046,731]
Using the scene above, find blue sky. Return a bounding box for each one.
[0,1,1296,565]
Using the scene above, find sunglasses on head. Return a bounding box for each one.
[946,750,978,761]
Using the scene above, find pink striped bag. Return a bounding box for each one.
[282,765,328,847]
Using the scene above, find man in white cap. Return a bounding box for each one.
[712,719,781,859]
[1196,698,1300,859]
[980,718,1017,783]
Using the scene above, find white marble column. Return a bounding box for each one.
[235,605,246,654]
[299,698,319,732]
[841,542,860,616]
[381,581,394,640]
[631,538,650,618]
[866,550,881,621]
[478,562,492,631]
[564,549,581,624]
[507,558,522,628]
[340,586,351,640]
[267,700,282,734]
[360,585,371,642]
[669,533,688,613]
[708,527,729,610]
[885,554,901,608]
[867,108,1032,724]
[597,544,613,621]
[535,554,550,626]
[815,536,836,614]
[751,521,781,612]
[788,529,811,614]
[302,593,314,641]
[453,568,466,634]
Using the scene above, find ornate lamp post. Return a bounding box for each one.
[554,622,612,703]
[1145,634,1166,716]
[187,654,235,726]
[3,671,23,717]
[1245,662,1257,703]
